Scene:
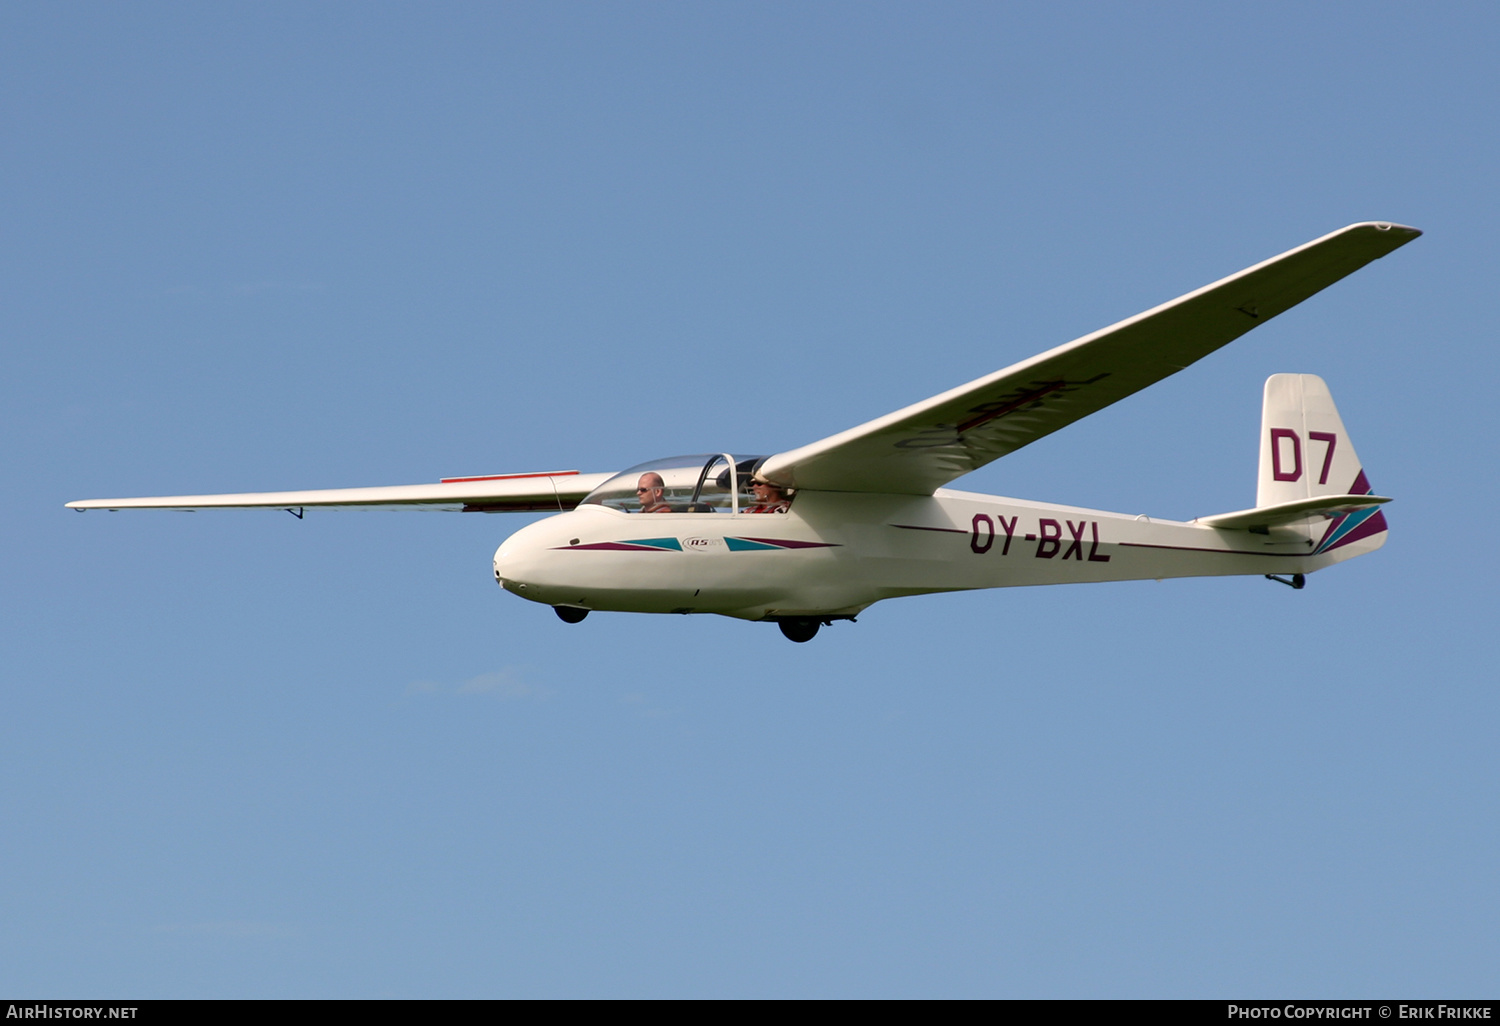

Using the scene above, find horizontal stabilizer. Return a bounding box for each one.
[66,470,615,513]
[1197,494,1390,531]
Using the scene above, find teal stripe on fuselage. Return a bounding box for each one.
[1316,507,1377,553]
[626,537,683,551]
[724,537,780,552]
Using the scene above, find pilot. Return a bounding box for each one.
[744,478,791,514]
[636,472,673,513]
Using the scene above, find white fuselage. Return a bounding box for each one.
[493,489,1373,621]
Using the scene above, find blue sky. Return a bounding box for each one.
[3,2,1497,997]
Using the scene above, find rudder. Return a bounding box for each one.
[1257,373,1388,557]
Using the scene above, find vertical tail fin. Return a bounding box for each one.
[1258,374,1388,556]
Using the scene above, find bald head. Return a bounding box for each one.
[637,472,667,511]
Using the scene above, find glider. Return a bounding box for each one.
[69,222,1420,641]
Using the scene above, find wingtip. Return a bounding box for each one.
[1360,220,1422,238]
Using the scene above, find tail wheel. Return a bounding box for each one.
[554,606,589,624]
[778,618,820,643]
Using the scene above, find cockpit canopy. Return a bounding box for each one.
[581,454,769,514]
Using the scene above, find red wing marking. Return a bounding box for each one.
[441,470,580,484]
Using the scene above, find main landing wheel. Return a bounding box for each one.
[778,618,820,643]
[554,606,589,624]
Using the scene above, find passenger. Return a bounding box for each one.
[636,472,673,513]
[744,479,791,514]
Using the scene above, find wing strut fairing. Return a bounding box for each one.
[66,470,615,513]
[758,222,1420,495]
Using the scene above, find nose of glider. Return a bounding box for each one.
[492,517,563,604]
[492,536,531,599]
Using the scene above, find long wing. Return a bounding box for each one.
[66,470,614,513]
[758,222,1421,495]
